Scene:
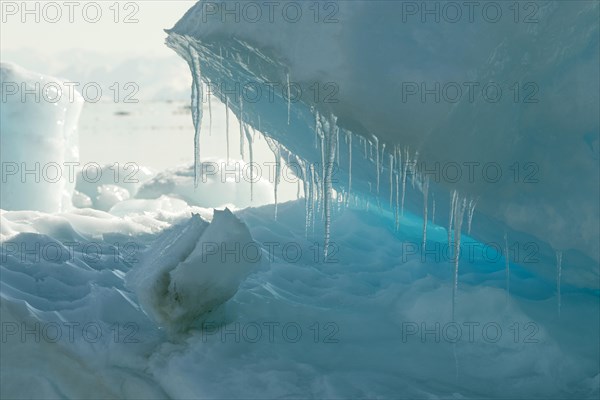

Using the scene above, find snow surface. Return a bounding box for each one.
[1,200,599,399]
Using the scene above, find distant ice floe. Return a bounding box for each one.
[135,161,274,209]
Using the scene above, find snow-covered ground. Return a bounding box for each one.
[2,198,599,398]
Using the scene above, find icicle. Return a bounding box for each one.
[319,127,326,208]
[286,72,291,125]
[363,138,367,158]
[207,81,212,136]
[431,194,436,225]
[394,147,400,231]
[243,123,254,201]
[320,139,325,183]
[314,110,319,149]
[504,233,510,305]
[389,153,394,208]
[374,137,380,194]
[310,165,316,236]
[187,43,203,188]
[401,147,409,216]
[225,97,230,163]
[239,95,245,159]
[294,158,303,201]
[323,114,338,259]
[303,163,311,238]
[336,129,340,166]
[265,136,281,219]
[347,133,353,200]
[467,198,477,235]
[306,164,313,237]
[411,150,419,188]
[315,168,323,219]
[448,190,458,249]
[452,195,467,321]
[556,251,563,317]
[422,177,430,248]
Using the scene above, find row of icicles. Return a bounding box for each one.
[232,103,566,319]
[187,43,564,317]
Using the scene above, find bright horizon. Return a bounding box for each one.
[0,1,195,69]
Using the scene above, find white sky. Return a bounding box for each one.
[0,1,299,201]
[0,1,195,59]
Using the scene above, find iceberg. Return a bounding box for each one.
[165,0,599,265]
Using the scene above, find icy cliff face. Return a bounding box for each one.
[1,63,84,213]
[166,1,599,263]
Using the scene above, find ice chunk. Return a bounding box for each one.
[109,195,190,218]
[0,63,83,212]
[135,162,273,209]
[75,163,154,206]
[126,209,262,331]
[72,190,92,209]
[94,184,131,212]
